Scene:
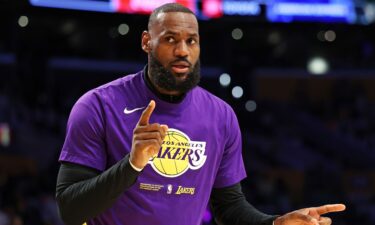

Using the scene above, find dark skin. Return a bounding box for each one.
[131,11,346,225]
[142,12,200,96]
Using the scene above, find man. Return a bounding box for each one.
[56,3,345,225]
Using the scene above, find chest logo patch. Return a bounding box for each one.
[148,128,207,178]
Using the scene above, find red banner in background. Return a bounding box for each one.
[114,0,196,14]
[202,0,223,18]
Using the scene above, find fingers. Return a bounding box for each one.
[160,124,168,133]
[133,123,168,151]
[318,217,332,225]
[131,100,170,168]
[133,139,161,155]
[135,123,166,133]
[315,204,346,216]
[134,132,164,145]
[133,122,169,154]
[279,205,343,225]
[138,100,155,126]
[289,212,319,225]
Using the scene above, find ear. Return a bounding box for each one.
[141,31,151,53]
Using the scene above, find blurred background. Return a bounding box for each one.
[0,0,375,224]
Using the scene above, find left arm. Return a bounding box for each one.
[213,106,345,225]
[210,182,277,225]
[210,183,346,225]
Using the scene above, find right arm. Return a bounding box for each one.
[56,155,139,225]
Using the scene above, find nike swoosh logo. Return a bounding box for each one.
[123,106,145,114]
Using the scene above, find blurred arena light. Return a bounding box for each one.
[0,123,10,147]
[30,0,113,12]
[245,100,257,112]
[267,1,356,24]
[219,73,231,87]
[232,86,243,98]
[18,16,29,28]
[232,28,243,40]
[324,30,336,42]
[118,23,129,35]
[61,21,75,34]
[28,0,375,24]
[364,3,375,24]
[307,57,329,75]
[268,31,281,45]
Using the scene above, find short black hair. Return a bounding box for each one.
[148,3,195,30]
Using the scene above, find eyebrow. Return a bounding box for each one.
[163,30,199,37]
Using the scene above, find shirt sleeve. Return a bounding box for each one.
[210,182,277,225]
[213,106,247,188]
[59,91,107,171]
[56,154,140,225]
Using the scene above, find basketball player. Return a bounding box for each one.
[56,3,345,225]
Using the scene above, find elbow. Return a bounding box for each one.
[56,194,84,225]
[56,196,71,224]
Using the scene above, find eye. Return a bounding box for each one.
[165,36,175,43]
[188,38,197,45]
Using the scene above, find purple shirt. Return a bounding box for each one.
[59,70,246,225]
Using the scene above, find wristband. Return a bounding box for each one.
[129,159,143,172]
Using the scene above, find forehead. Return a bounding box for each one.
[151,12,199,36]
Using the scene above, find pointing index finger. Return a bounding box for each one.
[138,100,155,126]
[315,204,346,215]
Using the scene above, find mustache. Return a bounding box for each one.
[170,58,192,67]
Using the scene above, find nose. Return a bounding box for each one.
[174,41,189,58]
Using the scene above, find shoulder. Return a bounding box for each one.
[92,72,139,98]
[193,86,236,116]
[193,87,239,137]
[76,72,140,107]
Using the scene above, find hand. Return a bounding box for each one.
[129,100,168,170]
[274,204,346,225]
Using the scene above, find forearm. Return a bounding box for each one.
[210,183,277,225]
[56,154,140,225]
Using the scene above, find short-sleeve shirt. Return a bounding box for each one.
[59,69,246,225]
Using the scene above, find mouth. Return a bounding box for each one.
[171,65,190,74]
[171,61,191,75]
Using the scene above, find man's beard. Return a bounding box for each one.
[149,53,201,94]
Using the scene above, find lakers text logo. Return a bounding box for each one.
[148,129,207,178]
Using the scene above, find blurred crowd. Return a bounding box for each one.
[1,1,375,225]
